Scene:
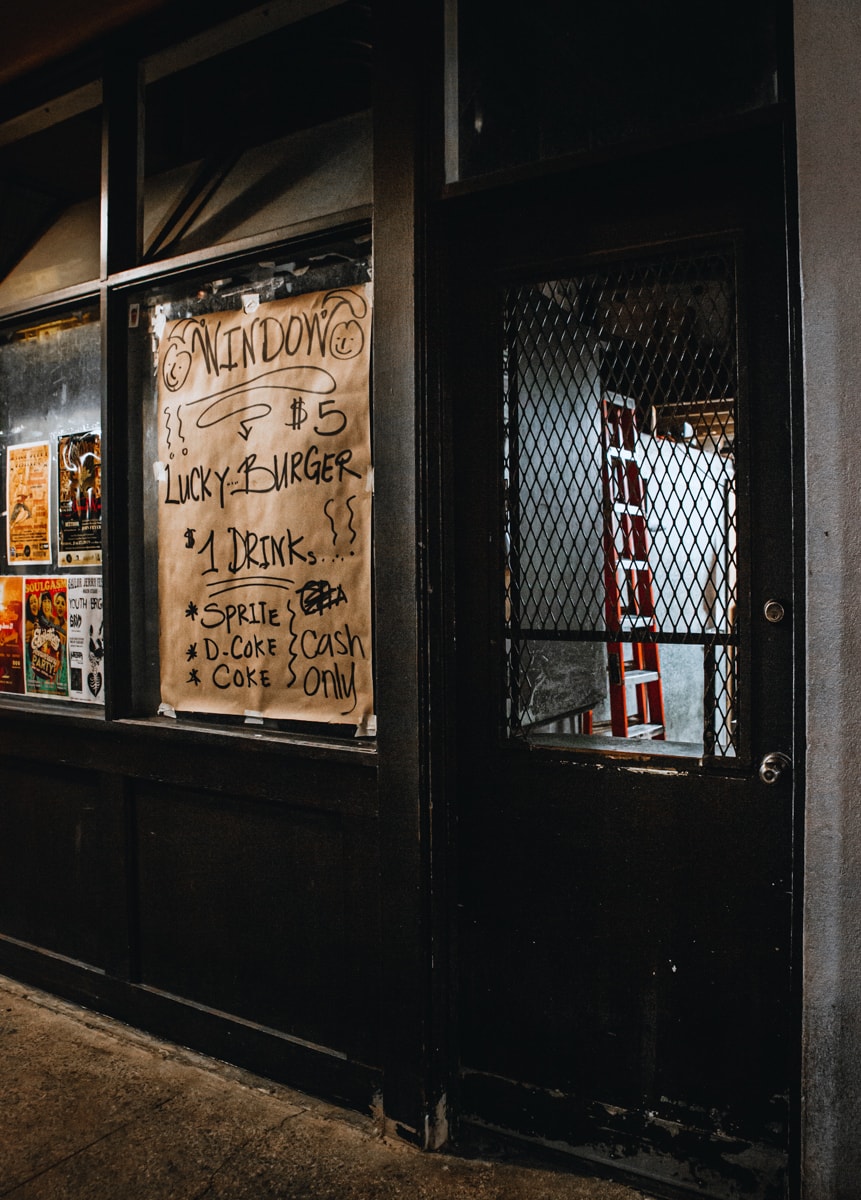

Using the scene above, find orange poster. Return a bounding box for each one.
[6,441,51,565]
[0,576,24,694]
[156,284,373,726]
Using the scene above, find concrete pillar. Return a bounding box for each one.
[794,3,861,1195]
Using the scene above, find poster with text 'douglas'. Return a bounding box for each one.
[156,284,373,727]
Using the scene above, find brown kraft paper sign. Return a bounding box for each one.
[156,284,373,725]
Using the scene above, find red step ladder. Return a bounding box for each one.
[599,395,666,740]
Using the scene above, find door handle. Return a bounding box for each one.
[759,752,791,785]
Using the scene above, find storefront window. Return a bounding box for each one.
[0,308,103,704]
[0,4,375,731]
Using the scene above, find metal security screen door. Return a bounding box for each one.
[504,249,739,758]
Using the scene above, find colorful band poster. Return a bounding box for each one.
[67,575,104,703]
[7,442,51,565]
[0,576,24,694]
[58,431,102,565]
[24,576,69,697]
[156,284,374,725]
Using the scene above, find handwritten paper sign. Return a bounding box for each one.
[156,284,373,725]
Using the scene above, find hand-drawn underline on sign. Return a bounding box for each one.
[171,365,338,442]
[204,575,295,597]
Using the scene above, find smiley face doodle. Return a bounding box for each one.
[162,341,193,393]
[329,319,364,360]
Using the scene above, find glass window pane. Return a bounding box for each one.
[449,0,779,183]
[504,251,738,757]
[0,308,103,705]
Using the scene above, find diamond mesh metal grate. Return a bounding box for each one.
[503,252,738,756]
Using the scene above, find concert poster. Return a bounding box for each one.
[67,575,104,704]
[58,431,102,565]
[7,442,51,565]
[24,575,69,697]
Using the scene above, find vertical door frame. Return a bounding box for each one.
[373,0,453,1146]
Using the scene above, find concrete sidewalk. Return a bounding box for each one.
[0,974,652,1200]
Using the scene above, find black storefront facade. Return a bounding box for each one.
[0,3,857,1198]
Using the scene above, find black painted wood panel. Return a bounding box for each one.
[0,760,123,969]
[134,781,376,1059]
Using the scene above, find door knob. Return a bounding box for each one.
[763,599,786,624]
[759,751,791,785]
